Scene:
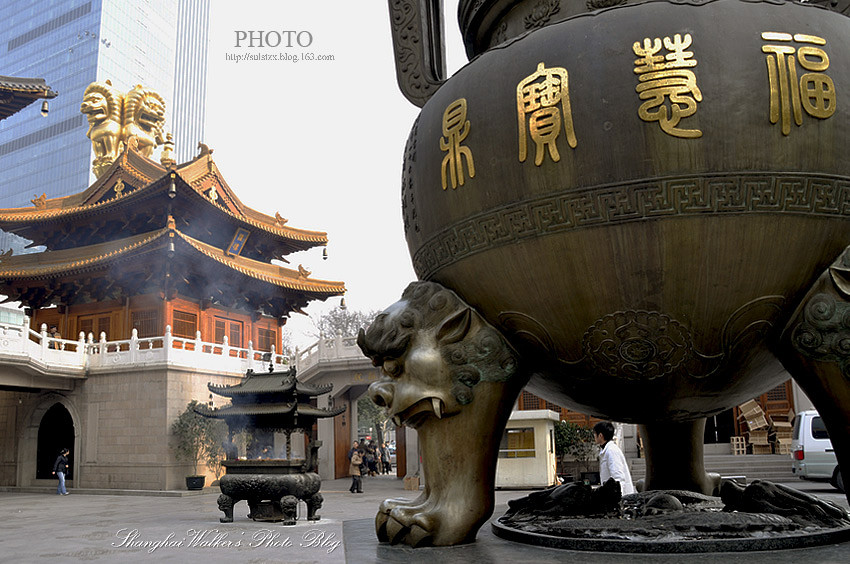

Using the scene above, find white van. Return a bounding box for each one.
[791,410,844,492]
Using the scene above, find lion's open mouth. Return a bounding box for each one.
[392,397,444,428]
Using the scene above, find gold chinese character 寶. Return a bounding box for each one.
[762,32,835,136]
[440,98,475,190]
[633,33,702,138]
[517,62,577,166]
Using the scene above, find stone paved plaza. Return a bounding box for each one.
[0,474,848,563]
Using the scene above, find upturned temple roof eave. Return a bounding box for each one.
[0,156,329,250]
[0,146,166,220]
[194,402,345,419]
[0,224,346,297]
[175,155,330,245]
[207,372,335,397]
[207,370,297,396]
[0,75,58,120]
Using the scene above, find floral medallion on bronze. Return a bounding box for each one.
[582,310,692,380]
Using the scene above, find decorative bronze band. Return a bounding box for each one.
[412,172,850,279]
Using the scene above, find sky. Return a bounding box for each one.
[204,1,465,347]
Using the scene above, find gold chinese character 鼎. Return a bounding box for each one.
[440,98,475,190]
[633,33,702,138]
[517,62,577,166]
[762,32,835,136]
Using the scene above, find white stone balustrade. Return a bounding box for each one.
[295,334,364,372]
[0,320,291,378]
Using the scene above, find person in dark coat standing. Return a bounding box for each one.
[52,448,70,495]
[349,449,363,494]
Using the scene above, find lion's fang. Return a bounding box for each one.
[432,398,442,419]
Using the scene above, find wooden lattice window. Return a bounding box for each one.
[78,315,111,340]
[131,309,161,338]
[214,317,242,348]
[521,391,540,410]
[172,310,197,339]
[257,328,275,352]
[230,323,242,348]
[765,384,788,402]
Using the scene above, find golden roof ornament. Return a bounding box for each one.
[298,264,311,278]
[114,179,124,197]
[197,141,213,158]
[31,193,47,209]
[275,212,288,226]
[160,132,176,168]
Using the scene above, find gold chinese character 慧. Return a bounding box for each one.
[517,62,577,166]
[762,32,835,136]
[440,98,475,190]
[633,33,702,138]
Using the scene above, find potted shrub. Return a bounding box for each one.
[171,400,225,490]
[554,421,598,483]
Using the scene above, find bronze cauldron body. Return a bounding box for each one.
[365,0,850,545]
[399,0,850,422]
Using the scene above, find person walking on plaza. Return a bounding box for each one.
[381,442,392,474]
[593,421,635,495]
[349,449,364,493]
[52,448,70,495]
[364,442,378,476]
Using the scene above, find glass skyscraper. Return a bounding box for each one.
[0,0,209,251]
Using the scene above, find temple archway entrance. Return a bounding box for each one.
[36,403,74,479]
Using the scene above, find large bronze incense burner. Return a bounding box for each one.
[363,0,850,548]
[197,367,343,524]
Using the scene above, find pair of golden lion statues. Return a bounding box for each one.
[80,80,166,177]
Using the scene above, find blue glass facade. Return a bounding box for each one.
[0,0,208,251]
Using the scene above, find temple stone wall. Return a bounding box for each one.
[0,366,242,490]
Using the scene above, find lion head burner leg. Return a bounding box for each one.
[358,281,528,547]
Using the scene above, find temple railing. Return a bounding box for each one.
[294,334,364,373]
[0,320,289,376]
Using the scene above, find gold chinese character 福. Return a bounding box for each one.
[633,33,702,138]
[440,98,475,190]
[762,32,835,136]
[517,62,577,166]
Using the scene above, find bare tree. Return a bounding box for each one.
[358,395,391,446]
[309,307,381,339]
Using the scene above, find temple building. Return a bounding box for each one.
[0,143,343,349]
[0,81,344,491]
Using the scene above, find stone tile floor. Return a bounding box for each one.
[0,474,847,563]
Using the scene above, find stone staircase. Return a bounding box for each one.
[629,454,796,483]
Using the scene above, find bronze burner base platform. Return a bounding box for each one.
[493,499,850,553]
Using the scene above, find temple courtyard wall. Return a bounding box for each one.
[0,366,241,490]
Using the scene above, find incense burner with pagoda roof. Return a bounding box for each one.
[197,366,344,524]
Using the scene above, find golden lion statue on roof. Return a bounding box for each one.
[122,85,166,159]
[80,80,124,178]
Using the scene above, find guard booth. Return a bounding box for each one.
[495,409,559,488]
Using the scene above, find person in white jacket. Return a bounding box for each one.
[593,421,635,495]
